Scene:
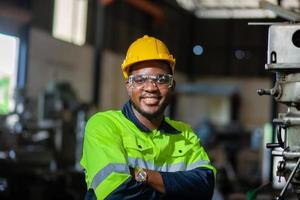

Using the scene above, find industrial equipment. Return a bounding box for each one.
[0,81,88,200]
[258,23,300,199]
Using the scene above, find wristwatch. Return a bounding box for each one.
[135,168,148,183]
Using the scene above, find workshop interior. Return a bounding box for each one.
[1,0,300,199]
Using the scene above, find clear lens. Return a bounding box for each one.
[128,74,173,88]
[156,74,172,84]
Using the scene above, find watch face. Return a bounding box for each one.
[136,170,147,182]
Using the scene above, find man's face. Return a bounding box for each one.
[126,60,175,120]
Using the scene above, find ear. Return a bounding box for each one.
[170,80,176,92]
[125,80,132,95]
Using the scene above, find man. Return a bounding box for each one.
[80,35,216,199]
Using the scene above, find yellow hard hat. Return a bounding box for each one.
[121,35,176,79]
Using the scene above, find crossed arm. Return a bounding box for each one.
[106,167,215,199]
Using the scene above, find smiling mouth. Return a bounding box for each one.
[141,97,160,105]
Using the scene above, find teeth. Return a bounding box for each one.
[143,97,158,104]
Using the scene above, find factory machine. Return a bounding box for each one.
[0,82,88,200]
[258,23,300,199]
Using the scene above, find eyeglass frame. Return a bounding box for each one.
[127,74,174,88]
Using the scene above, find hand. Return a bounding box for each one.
[129,167,165,193]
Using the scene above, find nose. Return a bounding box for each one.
[143,79,158,90]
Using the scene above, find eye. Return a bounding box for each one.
[156,74,171,84]
[134,75,146,84]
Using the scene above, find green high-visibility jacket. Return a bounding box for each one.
[80,110,216,199]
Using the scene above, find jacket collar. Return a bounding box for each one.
[121,100,180,134]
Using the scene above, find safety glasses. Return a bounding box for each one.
[128,74,173,88]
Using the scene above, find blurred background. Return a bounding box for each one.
[0,0,300,199]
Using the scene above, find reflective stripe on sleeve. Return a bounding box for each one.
[186,160,210,170]
[127,157,210,172]
[91,163,130,190]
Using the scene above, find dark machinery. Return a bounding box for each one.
[258,23,300,199]
[0,82,88,200]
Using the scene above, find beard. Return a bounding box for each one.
[130,96,171,121]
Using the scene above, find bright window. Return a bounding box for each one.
[52,0,88,45]
[0,33,20,114]
[176,0,299,18]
